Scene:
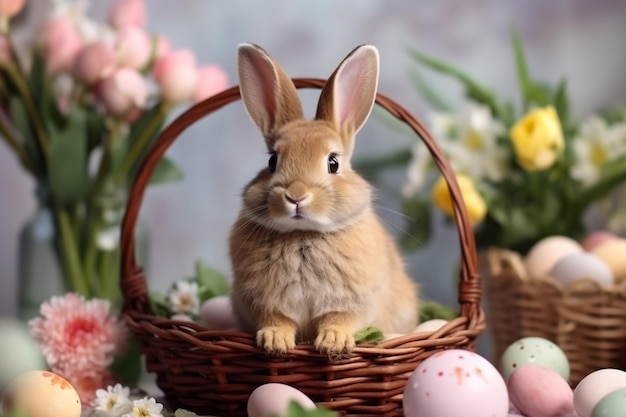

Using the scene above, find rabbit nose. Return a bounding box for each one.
[285,182,309,205]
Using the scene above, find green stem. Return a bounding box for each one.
[0,118,34,172]
[54,207,90,297]
[118,102,168,178]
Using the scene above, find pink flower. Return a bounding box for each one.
[72,369,116,408]
[153,34,171,60]
[0,0,25,18]
[194,64,229,103]
[38,17,85,75]
[108,0,147,30]
[153,49,199,104]
[115,26,152,70]
[29,294,127,374]
[74,41,116,84]
[98,67,149,118]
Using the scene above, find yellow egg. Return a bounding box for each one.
[591,239,626,282]
[524,235,583,277]
[2,370,81,417]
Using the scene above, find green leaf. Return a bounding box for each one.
[109,339,142,386]
[195,260,230,300]
[30,51,65,130]
[149,156,184,185]
[354,326,384,344]
[148,291,171,317]
[174,409,200,417]
[407,48,505,119]
[86,110,106,155]
[47,107,88,205]
[398,197,431,251]
[407,68,452,112]
[270,401,337,417]
[511,28,550,107]
[419,300,458,322]
[9,96,43,177]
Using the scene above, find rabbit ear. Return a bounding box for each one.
[316,45,379,147]
[237,43,304,145]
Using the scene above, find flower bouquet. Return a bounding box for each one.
[0,0,228,310]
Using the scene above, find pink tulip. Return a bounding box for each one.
[194,64,228,103]
[0,0,26,18]
[153,49,199,104]
[74,41,116,84]
[115,26,152,70]
[108,0,146,29]
[38,18,84,75]
[153,34,171,60]
[0,34,11,65]
[98,68,148,118]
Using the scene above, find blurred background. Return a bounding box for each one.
[1,0,626,355]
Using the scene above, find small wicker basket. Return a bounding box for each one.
[120,78,486,417]
[483,248,626,386]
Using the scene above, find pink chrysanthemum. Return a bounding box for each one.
[29,293,128,404]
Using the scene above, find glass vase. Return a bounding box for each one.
[17,182,149,321]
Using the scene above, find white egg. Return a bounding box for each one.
[199,295,240,330]
[524,236,583,277]
[247,383,316,417]
[574,368,626,417]
[414,319,449,333]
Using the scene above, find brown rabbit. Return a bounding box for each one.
[229,43,419,355]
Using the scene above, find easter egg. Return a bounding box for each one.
[500,337,570,382]
[1,370,81,417]
[414,319,449,333]
[591,387,626,417]
[574,368,626,417]
[507,364,574,417]
[549,252,614,287]
[199,295,240,330]
[403,349,509,417]
[247,383,316,417]
[581,231,618,251]
[0,318,46,390]
[591,239,626,282]
[524,236,583,277]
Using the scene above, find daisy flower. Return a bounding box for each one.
[29,293,128,404]
[168,281,200,316]
[94,383,132,416]
[431,101,508,182]
[402,142,431,198]
[570,116,626,187]
[123,397,164,417]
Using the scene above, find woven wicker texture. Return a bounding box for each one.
[483,248,626,386]
[120,78,486,416]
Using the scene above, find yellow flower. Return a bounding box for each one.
[431,174,487,225]
[510,106,564,171]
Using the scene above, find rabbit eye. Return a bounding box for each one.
[268,152,278,173]
[328,154,339,174]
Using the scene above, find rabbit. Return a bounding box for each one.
[229,43,419,355]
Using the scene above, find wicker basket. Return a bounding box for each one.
[120,78,486,417]
[482,248,626,386]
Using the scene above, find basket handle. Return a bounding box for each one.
[120,78,481,320]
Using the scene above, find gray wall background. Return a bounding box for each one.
[1,0,626,354]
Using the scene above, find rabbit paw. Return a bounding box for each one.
[256,326,296,353]
[314,326,355,355]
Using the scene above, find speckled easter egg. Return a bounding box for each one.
[581,231,618,251]
[403,349,509,417]
[247,383,316,417]
[549,252,614,287]
[500,337,570,382]
[591,387,626,417]
[591,239,626,282]
[574,369,626,417]
[1,370,81,417]
[524,236,583,277]
[508,364,574,417]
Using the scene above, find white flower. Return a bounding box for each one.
[123,397,164,417]
[168,281,200,315]
[431,102,508,182]
[570,116,626,187]
[402,142,431,198]
[93,384,132,417]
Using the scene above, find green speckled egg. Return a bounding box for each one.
[592,387,626,417]
[500,337,570,382]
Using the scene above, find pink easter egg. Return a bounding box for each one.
[508,364,574,417]
[581,231,618,251]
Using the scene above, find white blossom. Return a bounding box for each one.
[123,397,164,417]
[402,141,431,198]
[93,384,132,417]
[168,281,200,315]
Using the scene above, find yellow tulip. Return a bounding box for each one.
[510,106,564,171]
[431,174,487,225]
